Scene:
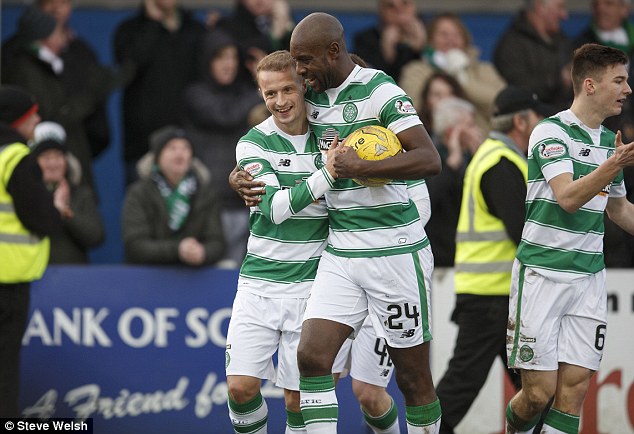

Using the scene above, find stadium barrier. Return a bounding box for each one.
[20,266,633,434]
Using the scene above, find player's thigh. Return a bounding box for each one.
[276,298,307,391]
[350,318,394,388]
[559,270,607,371]
[358,247,434,349]
[507,262,573,371]
[225,291,281,380]
[304,250,368,331]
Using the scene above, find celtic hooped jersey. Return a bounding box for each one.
[516,109,626,280]
[236,116,333,298]
[305,65,429,257]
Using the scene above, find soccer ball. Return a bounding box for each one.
[344,125,403,187]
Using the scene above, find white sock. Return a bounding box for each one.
[228,392,268,433]
[299,375,338,434]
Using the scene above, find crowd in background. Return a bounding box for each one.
[2,0,634,268]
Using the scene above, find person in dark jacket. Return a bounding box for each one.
[352,0,426,82]
[2,6,115,188]
[493,0,572,110]
[30,121,105,264]
[122,126,226,266]
[114,0,206,185]
[0,85,62,417]
[181,29,262,267]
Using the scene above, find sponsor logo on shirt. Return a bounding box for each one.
[395,99,416,115]
[244,162,263,176]
[538,143,566,159]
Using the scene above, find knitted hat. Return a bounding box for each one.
[17,6,57,42]
[30,121,67,156]
[0,85,39,128]
[149,125,192,160]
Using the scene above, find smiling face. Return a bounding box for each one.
[290,37,337,94]
[258,67,307,135]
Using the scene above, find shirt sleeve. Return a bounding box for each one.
[406,179,431,227]
[236,140,333,224]
[529,121,573,183]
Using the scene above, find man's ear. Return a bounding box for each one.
[328,41,340,59]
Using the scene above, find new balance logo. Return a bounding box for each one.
[278,159,291,167]
[579,148,591,157]
[311,110,319,119]
[380,369,390,377]
[400,329,415,338]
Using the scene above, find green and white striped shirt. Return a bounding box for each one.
[516,109,626,280]
[305,65,429,258]
[236,117,334,298]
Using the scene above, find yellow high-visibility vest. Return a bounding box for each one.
[454,133,527,295]
[0,142,50,283]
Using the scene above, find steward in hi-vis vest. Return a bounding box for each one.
[0,85,62,417]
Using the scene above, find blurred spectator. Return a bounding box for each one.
[36,0,112,159]
[426,97,484,267]
[400,13,505,132]
[352,0,427,81]
[114,0,206,185]
[574,0,634,267]
[215,0,295,77]
[181,30,261,267]
[122,126,226,266]
[2,6,116,188]
[436,86,555,434]
[0,85,62,417]
[493,0,572,109]
[30,122,105,264]
[419,71,468,137]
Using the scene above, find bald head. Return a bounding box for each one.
[291,12,346,50]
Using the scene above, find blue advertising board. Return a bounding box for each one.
[20,266,400,433]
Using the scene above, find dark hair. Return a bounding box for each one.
[571,43,629,95]
[420,71,468,132]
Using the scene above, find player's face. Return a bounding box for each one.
[290,41,334,94]
[258,68,307,133]
[594,63,631,118]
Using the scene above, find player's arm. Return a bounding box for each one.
[606,195,634,235]
[333,124,440,181]
[550,131,634,213]
[234,140,339,224]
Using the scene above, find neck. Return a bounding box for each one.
[333,57,357,89]
[506,130,529,155]
[570,98,603,129]
[275,119,308,136]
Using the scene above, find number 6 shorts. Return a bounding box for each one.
[507,260,607,371]
[304,246,434,348]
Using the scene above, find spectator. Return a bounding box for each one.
[352,0,427,81]
[35,0,113,159]
[400,12,505,132]
[114,0,206,185]
[573,0,634,268]
[493,0,572,110]
[426,97,484,267]
[181,29,262,267]
[436,86,554,434]
[122,126,225,266]
[30,121,105,264]
[0,85,62,417]
[215,0,295,78]
[2,6,115,188]
[419,71,468,137]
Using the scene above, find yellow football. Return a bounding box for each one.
[344,125,402,187]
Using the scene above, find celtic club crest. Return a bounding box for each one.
[343,103,358,123]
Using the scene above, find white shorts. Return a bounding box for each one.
[304,247,434,348]
[225,291,306,390]
[334,318,395,387]
[507,260,607,371]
